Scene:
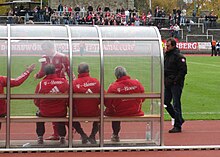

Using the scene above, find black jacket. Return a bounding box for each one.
[164,47,187,87]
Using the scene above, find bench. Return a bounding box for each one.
[0,116,100,123]
[104,115,160,122]
[0,115,160,123]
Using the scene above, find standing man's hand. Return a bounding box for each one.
[34,74,39,79]
[26,64,36,73]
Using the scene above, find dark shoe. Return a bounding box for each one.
[60,136,66,145]
[81,134,88,144]
[88,135,97,144]
[111,134,120,142]
[169,127,182,133]
[37,136,44,144]
[182,119,185,125]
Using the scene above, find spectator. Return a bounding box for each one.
[173,23,180,39]
[211,39,217,56]
[185,19,192,33]
[72,62,101,144]
[34,41,74,140]
[161,8,166,26]
[154,6,160,25]
[176,8,181,25]
[74,4,80,13]
[125,9,129,24]
[192,9,196,22]
[0,64,35,130]
[7,9,14,24]
[58,3,63,16]
[104,66,145,142]
[146,11,152,25]
[34,64,69,144]
[141,12,146,26]
[180,8,186,26]
[164,38,187,133]
[88,4,93,12]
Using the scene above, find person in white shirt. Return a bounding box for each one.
[173,23,180,39]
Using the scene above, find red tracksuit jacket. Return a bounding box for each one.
[104,75,145,116]
[34,74,69,117]
[73,73,100,117]
[36,52,70,79]
[0,70,31,115]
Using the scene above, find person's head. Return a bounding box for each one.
[78,62,89,74]
[166,37,176,52]
[41,41,55,56]
[44,64,55,75]
[114,66,127,79]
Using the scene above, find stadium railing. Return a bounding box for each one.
[186,34,213,42]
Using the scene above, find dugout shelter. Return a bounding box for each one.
[0,25,164,151]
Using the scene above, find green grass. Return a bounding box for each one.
[0,56,219,120]
[179,56,220,120]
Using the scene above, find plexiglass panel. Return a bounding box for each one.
[100,26,159,39]
[70,26,99,38]
[0,26,7,37]
[10,40,70,148]
[103,39,161,146]
[72,40,100,146]
[10,25,68,38]
[0,40,7,148]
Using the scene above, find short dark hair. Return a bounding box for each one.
[166,37,177,47]
[114,66,127,79]
[44,64,55,75]
[78,62,89,74]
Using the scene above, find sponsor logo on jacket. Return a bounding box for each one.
[44,80,64,86]
[76,82,97,89]
[117,86,137,92]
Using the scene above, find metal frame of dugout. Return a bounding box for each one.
[0,24,164,150]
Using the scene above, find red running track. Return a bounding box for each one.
[1,120,220,156]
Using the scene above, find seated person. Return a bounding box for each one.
[34,64,69,144]
[35,41,75,140]
[104,66,145,142]
[72,62,101,144]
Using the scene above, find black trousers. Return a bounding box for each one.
[112,121,121,136]
[211,46,217,56]
[0,114,6,130]
[36,111,66,137]
[73,121,99,137]
[164,84,184,129]
[36,122,66,137]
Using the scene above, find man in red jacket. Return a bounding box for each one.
[34,41,74,140]
[34,41,71,79]
[0,64,35,130]
[104,66,145,142]
[34,64,69,144]
[72,62,100,144]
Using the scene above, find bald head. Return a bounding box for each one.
[78,62,90,74]
[114,66,127,79]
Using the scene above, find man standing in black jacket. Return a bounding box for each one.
[164,38,187,133]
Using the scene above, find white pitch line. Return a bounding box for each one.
[188,61,220,68]
[165,112,220,115]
